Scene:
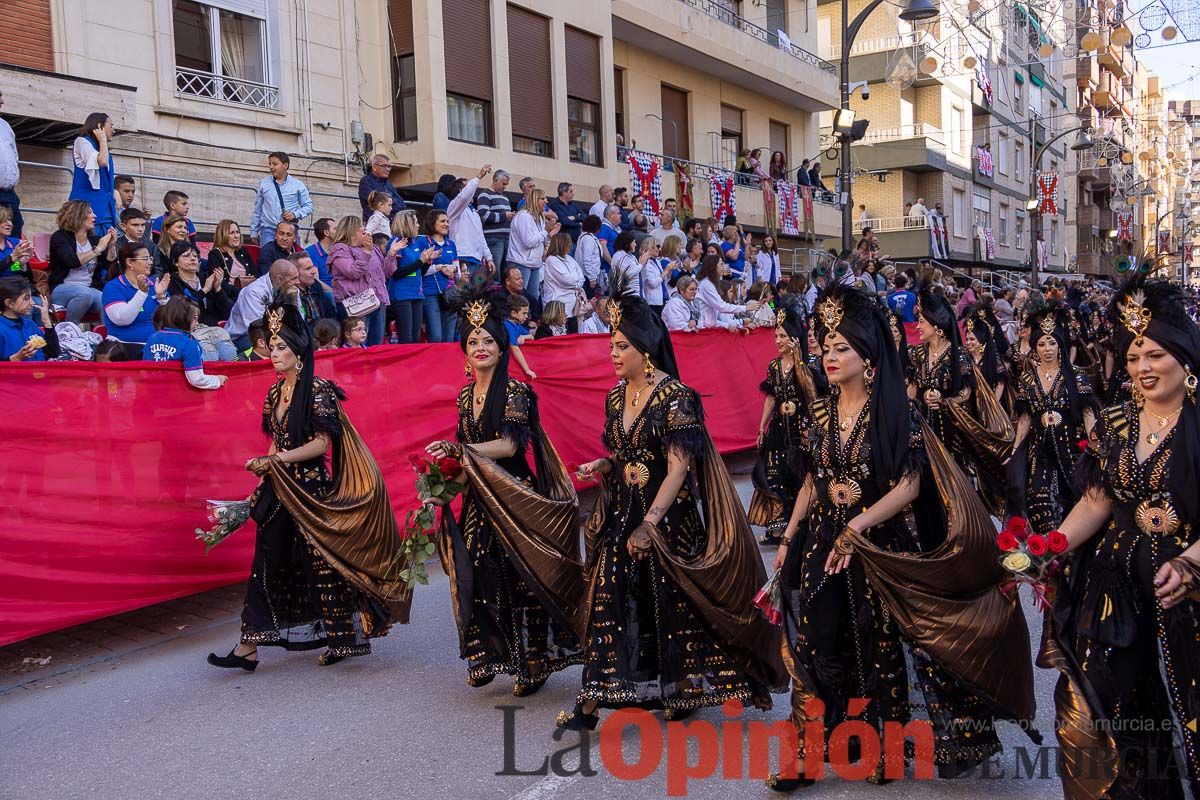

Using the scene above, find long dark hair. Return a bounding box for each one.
[965,307,1001,389]
[696,254,723,287]
[80,113,110,142]
[917,287,966,394]
[1030,304,1093,423]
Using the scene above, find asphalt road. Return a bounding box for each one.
[1,475,1068,800]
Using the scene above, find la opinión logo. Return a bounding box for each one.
[498,698,936,796]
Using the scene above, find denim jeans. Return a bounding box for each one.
[422,295,456,343]
[517,264,542,299]
[258,228,276,247]
[198,338,239,361]
[391,299,423,344]
[51,283,103,322]
[485,235,508,273]
[0,187,23,238]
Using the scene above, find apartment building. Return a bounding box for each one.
[3,0,841,254]
[817,0,1072,280]
[1167,98,1200,284]
[357,0,842,253]
[4,0,367,236]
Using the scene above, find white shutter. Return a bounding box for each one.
[200,0,267,19]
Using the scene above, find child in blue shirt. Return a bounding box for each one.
[504,294,537,380]
[0,277,58,361]
[150,190,198,240]
[142,297,225,389]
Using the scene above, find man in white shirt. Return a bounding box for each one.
[650,209,687,248]
[226,260,301,350]
[909,197,928,221]
[0,90,22,237]
[589,185,614,220]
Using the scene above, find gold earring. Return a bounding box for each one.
[295,360,304,373]
[1186,367,1198,403]
[465,358,473,380]
[644,355,655,380]
[864,360,876,387]
[1132,384,1145,410]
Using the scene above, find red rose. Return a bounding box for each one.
[1048,530,1069,554]
[996,531,1020,552]
[1027,534,1049,557]
[1004,516,1031,542]
[408,452,424,469]
[436,456,462,479]
[567,462,580,474]
[1077,439,1089,452]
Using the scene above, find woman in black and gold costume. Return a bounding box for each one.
[963,304,1007,406]
[768,285,1036,792]
[1040,276,1200,799]
[749,298,817,546]
[208,300,411,671]
[1009,305,1097,536]
[426,291,583,696]
[911,288,1012,510]
[559,282,784,730]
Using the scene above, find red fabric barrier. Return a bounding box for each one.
[0,328,777,646]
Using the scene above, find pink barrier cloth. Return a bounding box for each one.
[0,328,776,645]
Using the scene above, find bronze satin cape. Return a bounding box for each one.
[583,434,788,692]
[840,422,1036,730]
[942,364,1015,489]
[437,435,587,644]
[265,409,414,624]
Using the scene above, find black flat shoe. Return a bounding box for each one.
[765,774,815,793]
[759,533,782,546]
[467,673,495,688]
[663,707,696,721]
[207,649,258,672]
[556,703,599,731]
[513,677,547,697]
[317,652,345,666]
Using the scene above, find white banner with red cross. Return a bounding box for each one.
[710,173,735,222]
[983,227,996,259]
[1037,239,1049,270]
[627,151,662,217]
[975,65,993,106]
[1037,172,1059,215]
[1117,211,1133,242]
[777,181,799,237]
[976,146,994,178]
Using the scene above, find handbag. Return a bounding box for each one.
[342,287,380,317]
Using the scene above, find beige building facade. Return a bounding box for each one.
[4,0,840,257]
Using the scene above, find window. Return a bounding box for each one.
[568,98,600,166]
[999,204,1009,244]
[391,0,417,140]
[720,104,743,172]
[1013,74,1024,111]
[1016,213,1025,249]
[566,27,602,166]
[765,0,788,46]
[173,0,276,109]
[392,55,418,142]
[1051,219,1059,255]
[951,105,965,155]
[614,67,626,146]
[769,120,789,167]
[444,0,493,146]
[448,94,492,145]
[953,190,966,237]
[1015,142,1024,180]
[973,190,992,229]
[660,85,690,161]
[998,134,1009,175]
[508,6,553,157]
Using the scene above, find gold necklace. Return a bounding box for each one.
[837,400,867,431]
[281,381,295,404]
[630,377,656,408]
[1144,406,1183,445]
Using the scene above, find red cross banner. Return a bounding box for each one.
[627,151,662,216]
[777,181,799,237]
[710,173,736,222]
[976,146,994,178]
[1037,172,1059,215]
[1159,229,1172,255]
[1117,211,1133,243]
[674,161,694,222]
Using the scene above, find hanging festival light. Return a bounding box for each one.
[1162,26,1178,41]
[1039,43,1054,58]
[920,55,939,73]
[1080,31,1102,51]
[1111,26,1133,46]
[963,55,977,69]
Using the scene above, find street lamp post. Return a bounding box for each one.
[1027,125,1093,287]
[838,0,939,252]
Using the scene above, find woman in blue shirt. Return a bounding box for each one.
[102,243,169,344]
[68,113,118,235]
[417,209,460,343]
[142,296,225,389]
[0,277,59,361]
[386,210,435,344]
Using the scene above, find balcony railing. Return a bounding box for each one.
[829,31,932,59]
[825,123,947,147]
[870,215,932,233]
[176,67,280,111]
[678,0,836,74]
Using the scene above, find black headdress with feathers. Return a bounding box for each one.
[455,284,512,441]
[262,296,318,449]
[815,284,916,492]
[1026,302,1093,422]
[1106,275,1200,522]
[608,268,680,379]
[916,284,966,394]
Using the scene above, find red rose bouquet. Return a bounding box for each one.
[753,570,784,626]
[194,499,253,553]
[390,452,464,588]
[995,516,1069,610]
